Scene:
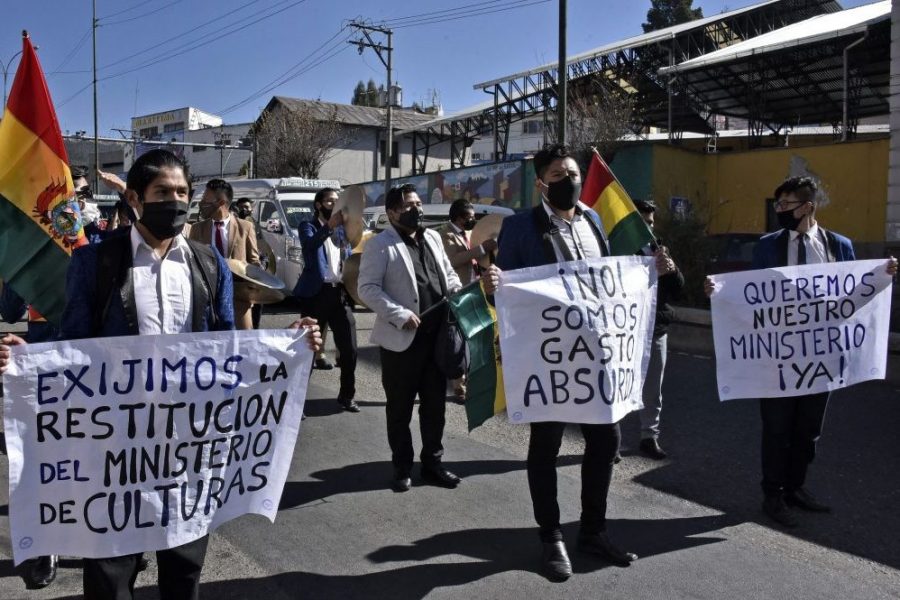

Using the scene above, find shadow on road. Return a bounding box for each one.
[39,517,731,600]
[627,354,900,571]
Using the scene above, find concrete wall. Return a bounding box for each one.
[614,139,890,245]
[887,0,900,243]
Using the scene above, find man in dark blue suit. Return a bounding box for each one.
[709,176,897,528]
[483,144,649,581]
[296,187,359,412]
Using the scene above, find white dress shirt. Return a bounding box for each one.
[130,226,194,335]
[787,223,828,266]
[319,218,343,284]
[542,200,604,261]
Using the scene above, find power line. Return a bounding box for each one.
[96,0,151,21]
[381,0,507,24]
[386,0,551,29]
[99,0,270,70]
[47,28,91,75]
[56,81,93,108]
[218,29,353,115]
[101,0,185,26]
[100,0,309,81]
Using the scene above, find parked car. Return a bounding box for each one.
[189,177,342,292]
[706,233,759,274]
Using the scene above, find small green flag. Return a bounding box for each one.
[449,281,505,431]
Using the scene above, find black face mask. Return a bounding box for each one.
[397,207,423,231]
[139,200,189,239]
[462,218,476,231]
[776,209,804,231]
[319,206,333,220]
[544,177,581,211]
[237,208,252,219]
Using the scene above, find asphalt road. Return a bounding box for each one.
[1,306,899,599]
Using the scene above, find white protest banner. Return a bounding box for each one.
[495,256,657,424]
[710,259,893,401]
[3,329,312,565]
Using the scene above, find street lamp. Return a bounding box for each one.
[2,45,38,109]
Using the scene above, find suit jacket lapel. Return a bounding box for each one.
[776,229,789,267]
[227,218,238,258]
[386,226,416,285]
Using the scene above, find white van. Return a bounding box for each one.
[190,177,341,294]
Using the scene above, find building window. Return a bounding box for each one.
[379,140,399,168]
[163,122,185,133]
[522,121,542,134]
[139,126,159,139]
[193,145,207,152]
[472,152,481,160]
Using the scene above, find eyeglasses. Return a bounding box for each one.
[773,199,805,211]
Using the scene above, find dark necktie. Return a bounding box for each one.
[797,233,807,265]
[214,221,226,256]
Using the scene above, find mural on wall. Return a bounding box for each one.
[357,160,531,209]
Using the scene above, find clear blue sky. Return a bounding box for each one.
[0,0,874,136]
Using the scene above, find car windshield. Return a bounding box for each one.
[280,200,316,228]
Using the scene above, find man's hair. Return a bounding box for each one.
[634,199,656,214]
[385,183,417,211]
[70,165,90,181]
[449,198,474,222]
[314,187,339,206]
[533,144,572,179]
[774,176,818,205]
[126,149,190,198]
[237,197,252,205]
[206,178,233,203]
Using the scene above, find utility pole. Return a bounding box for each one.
[349,22,393,195]
[557,0,567,146]
[92,0,100,191]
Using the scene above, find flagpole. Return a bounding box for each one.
[92,0,99,191]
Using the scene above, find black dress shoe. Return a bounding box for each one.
[613,452,622,464]
[421,466,461,488]
[762,495,799,527]
[577,532,638,567]
[314,358,334,370]
[391,470,412,493]
[26,554,57,588]
[338,397,360,413]
[785,488,831,513]
[639,438,668,460]
[540,541,572,581]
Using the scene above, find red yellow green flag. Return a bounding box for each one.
[579,151,654,256]
[0,32,86,324]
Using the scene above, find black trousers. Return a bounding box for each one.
[299,284,357,399]
[527,422,621,542]
[83,535,209,600]
[760,392,830,497]
[380,328,447,473]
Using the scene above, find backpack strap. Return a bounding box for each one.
[185,239,220,331]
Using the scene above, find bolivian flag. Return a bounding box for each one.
[0,32,86,324]
[580,151,654,256]
[449,281,505,431]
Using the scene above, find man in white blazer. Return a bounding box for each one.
[358,184,463,493]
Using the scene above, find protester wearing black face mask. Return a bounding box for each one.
[235,197,254,221]
[358,184,464,493]
[439,198,498,402]
[703,176,897,530]
[480,144,634,582]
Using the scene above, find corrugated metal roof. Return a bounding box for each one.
[271,96,437,130]
[660,1,890,74]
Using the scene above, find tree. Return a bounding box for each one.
[351,80,367,105]
[546,80,635,168]
[642,0,703,33]
[366,79,379,107]
[254,103,355,178]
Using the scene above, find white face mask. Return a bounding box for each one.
[81,201,101,224]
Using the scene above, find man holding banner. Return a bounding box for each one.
[706,176,897,528]
[483,144,666,581]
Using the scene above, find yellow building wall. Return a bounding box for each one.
[649,138,889,242]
